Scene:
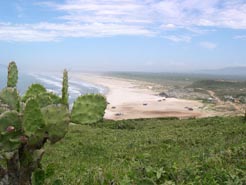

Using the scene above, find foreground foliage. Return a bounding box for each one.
[0,62,106,185]
[43,117,246,184]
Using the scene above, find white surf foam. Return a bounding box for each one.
[30,73,105,103]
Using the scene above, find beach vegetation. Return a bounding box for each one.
[41,116,246,184]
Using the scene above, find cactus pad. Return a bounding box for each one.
[23,99,45,136]
[7,61,18,87]
[61,69,69,108]
[41,105,70,143]
[71,94,107,124]
[22,84,47,102]
[0,111,22,152]
[0,100,10,114]
[35,92,61,108]
[0,87,20,112]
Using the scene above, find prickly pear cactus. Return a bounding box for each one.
[35,92,61,108]
[0,62,70,185]
[22,84,47,102]
[22,83,61,108]
[71,94,107,124]
[7,61,18,88]
[0,111,22,152]
[0,61,107,184]
[0,88,20,112]
[42,104,70,143]
[61,69,69,108]
[0,99,7,114]
[23,99,46,136]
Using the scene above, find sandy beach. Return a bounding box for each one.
[72,73,213,120]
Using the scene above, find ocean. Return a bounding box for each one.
[0,68,105,104]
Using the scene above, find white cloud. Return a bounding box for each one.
[45,0,152,24]
[39,0,246,30]
[0,22,154,42]
[200,41,217,49]
[164,35,191,42]
[0,23,56,42]
[1,0,246,42]
[160,24,176,30]
[153,0,246,29]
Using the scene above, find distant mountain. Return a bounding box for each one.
[199,67,246,76]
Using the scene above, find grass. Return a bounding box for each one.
[42,117,246,184]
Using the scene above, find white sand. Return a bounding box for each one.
[72,73,212,120]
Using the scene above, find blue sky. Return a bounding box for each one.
[0,0,246,72]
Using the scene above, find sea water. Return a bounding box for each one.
[0,67,105,104]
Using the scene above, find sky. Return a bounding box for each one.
[0,0,246,72]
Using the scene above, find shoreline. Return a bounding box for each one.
[71,73,217,120]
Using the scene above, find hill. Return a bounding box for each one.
[42,117,246,184]
[199,67,246,77]
[189,79,246,103]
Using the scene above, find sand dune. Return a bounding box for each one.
[72,73,214,120]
